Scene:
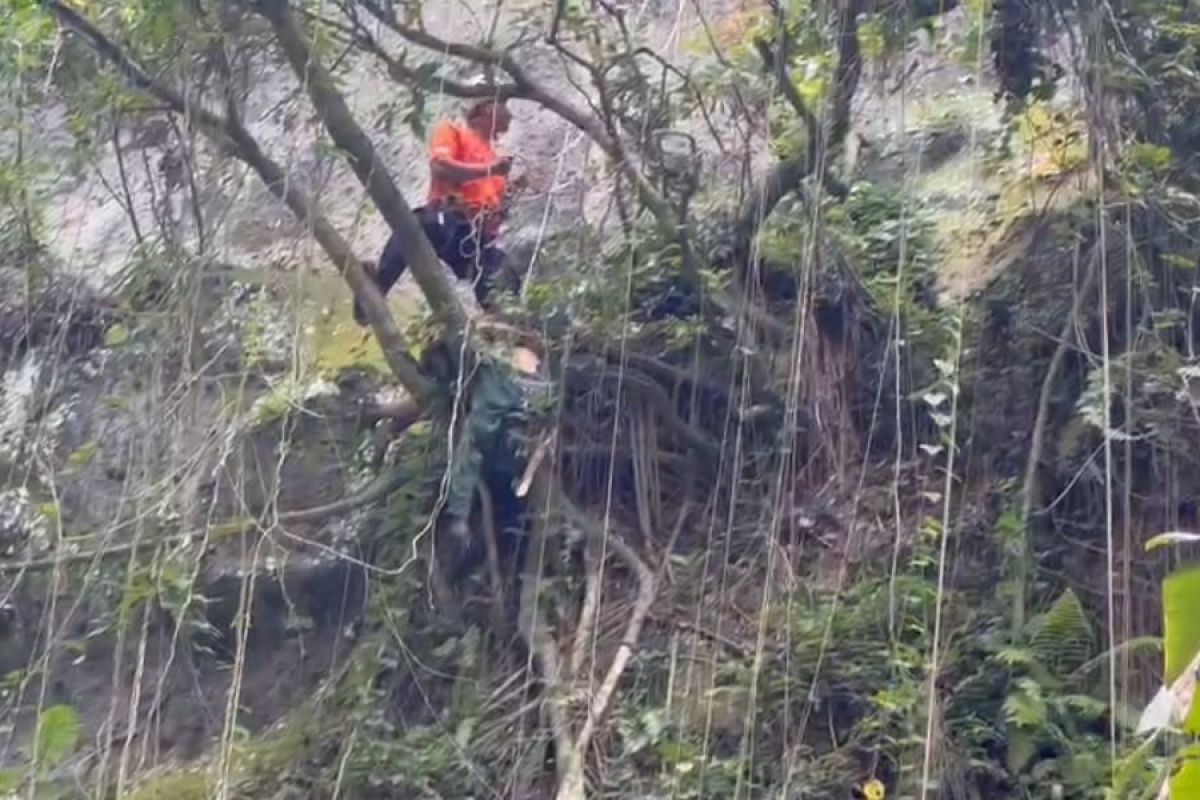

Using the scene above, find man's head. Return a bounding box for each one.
[465,99,512,140]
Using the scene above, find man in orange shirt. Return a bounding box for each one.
[354,99,517,325]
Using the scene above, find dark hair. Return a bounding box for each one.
[467,99,510,120]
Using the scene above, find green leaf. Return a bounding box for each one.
[1060,693,1107,721]
[1147,531,1200,551]
[1136,686,1174,734]
[65,441,99,470]
[103,323,129,347]
[921,391,948,408]
[933,358,955,377]
[1111,729,1162,799]
[1164,567,1200,732]
[1165,568,1200,685]
[0,769,20,793]
[994,646,1038,669]
[1163,253,1196,271]
[1126,143,1174,174]
[1029,588,1094,676]
[33,704,80,775]
[1171,746,1200,798]
[1005,727,1038,774]
[1004,678,1048,728]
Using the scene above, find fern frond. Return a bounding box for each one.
[1004,678,1048,728]
[1078,636,1163,679]
[1028,588,1094,678]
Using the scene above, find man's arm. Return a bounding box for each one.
[430,156,511,185]
[428,121,511,185]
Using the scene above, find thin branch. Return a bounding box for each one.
[564,508,655,752]
[630,47,726,155]
[333,3,522,98]
[547,0,566,43]
[188,0,243,126]
[360,0,506,64]
[0,466,412,574]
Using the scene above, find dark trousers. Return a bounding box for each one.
[353,206,511,326]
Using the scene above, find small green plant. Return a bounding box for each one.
[997,590,1111,797]
[0,703,82,794]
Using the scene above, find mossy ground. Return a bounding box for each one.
[290,272,423,379]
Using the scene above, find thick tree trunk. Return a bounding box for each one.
[254,0,468,334]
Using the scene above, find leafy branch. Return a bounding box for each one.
[40,0,441,403]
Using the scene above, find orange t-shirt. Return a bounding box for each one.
[427,121,507,217]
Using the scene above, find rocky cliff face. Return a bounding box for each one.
[0,256,381,773]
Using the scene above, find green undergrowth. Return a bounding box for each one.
[124,693,321,800]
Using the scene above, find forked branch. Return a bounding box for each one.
[735,0,863,259]
[520,465,660,800]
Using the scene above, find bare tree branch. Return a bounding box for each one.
[326,2,523,99]
[574,529,654,752]
[520,476,586,800]
[570,536,601,679]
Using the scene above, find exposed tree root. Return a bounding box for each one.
[1016,245,1102,630]
[517,465,661,800]
[564,357,721,458]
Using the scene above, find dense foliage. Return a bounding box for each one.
[0,1,1197,799]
